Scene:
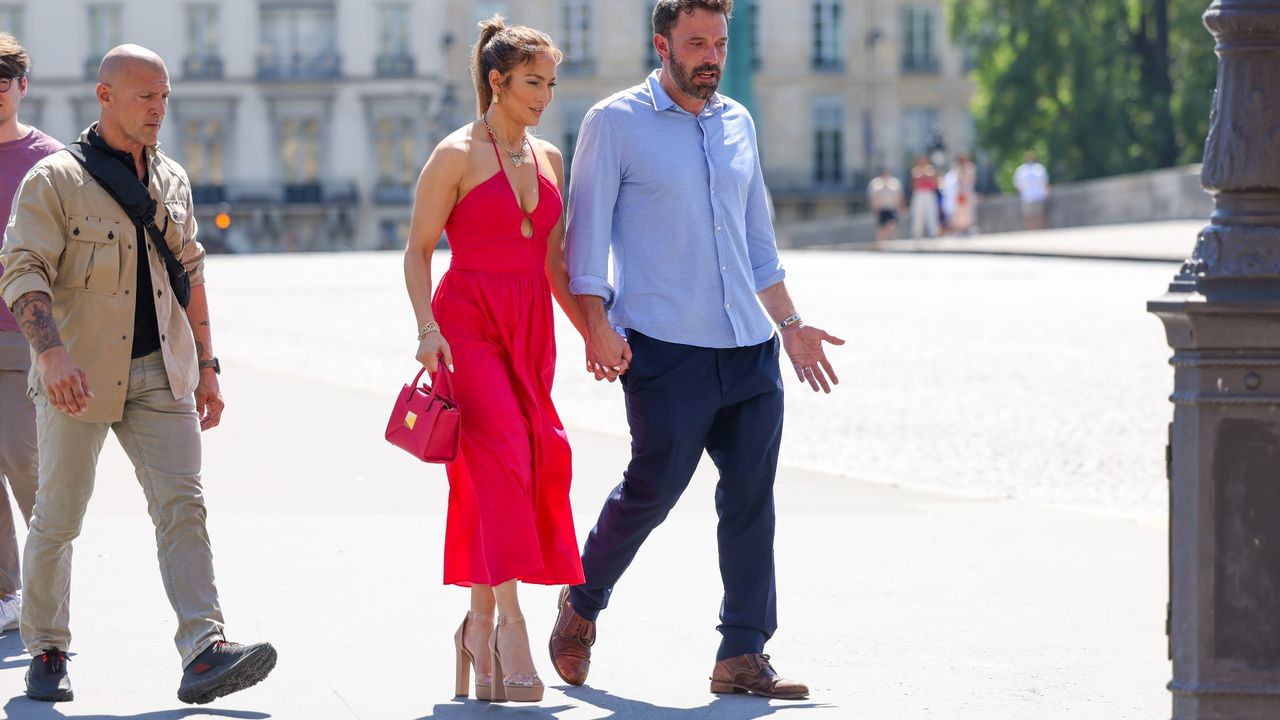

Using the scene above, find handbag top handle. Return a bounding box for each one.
[411,365,453,399]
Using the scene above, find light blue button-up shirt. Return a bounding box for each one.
[565,71,785,349]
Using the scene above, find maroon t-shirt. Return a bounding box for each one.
[0,125,64,332]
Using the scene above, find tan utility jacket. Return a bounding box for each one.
[0,125,206,423]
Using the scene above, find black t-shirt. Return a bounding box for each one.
[86,129,160,359]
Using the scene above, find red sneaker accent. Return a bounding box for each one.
[192,663,213,674]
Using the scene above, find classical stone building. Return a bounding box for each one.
[442,0,975,222]
[2,0,973,250]
[5,0,450,252]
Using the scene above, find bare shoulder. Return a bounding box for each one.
[533,137,563,164]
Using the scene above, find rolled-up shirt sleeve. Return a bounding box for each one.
[743,122,785,292]
[565,107,621,306]
[0,166,65,311]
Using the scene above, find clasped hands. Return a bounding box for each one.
[584,327,630,382]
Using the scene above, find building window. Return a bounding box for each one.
[184,5,223,79]
[0,6,23,40]
[183,118,226,202]
[902,106,940,162]
[375,117,418,196]
[259,3,340,81]
[376,3,414,77]
[812,97,844,186]
[279,116,322,199]
[379,219,412,250]
[746,0,761,70]
[560,0,594,75]
[811,0,843,72]
[643,0,659,69]
[472,1,509,26]
[86,5,122,80]
[560,97,592,188]
[902,5,938,73]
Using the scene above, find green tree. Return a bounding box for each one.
[948,0,1217,189]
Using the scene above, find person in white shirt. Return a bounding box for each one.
[1013,151,1049,230]
[867,168,904,244]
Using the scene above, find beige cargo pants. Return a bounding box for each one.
[21,351,225,667]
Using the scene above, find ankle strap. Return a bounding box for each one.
[467,610,492,622]
[497,614,526,626]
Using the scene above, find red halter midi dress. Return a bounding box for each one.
[431,134,584,587]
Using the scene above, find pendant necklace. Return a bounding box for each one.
[482,113,528,167]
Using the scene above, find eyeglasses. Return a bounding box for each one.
[0,76,23,92]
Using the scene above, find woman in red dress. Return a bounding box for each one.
[402,16,592,703]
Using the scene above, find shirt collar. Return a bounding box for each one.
[645,69,726,117]
[82,122,156,165]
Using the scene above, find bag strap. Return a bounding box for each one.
[412,365,453,399]
[64,142,185,277]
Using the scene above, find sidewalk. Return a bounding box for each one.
[0,359,1168,719]
[859,220,1203,263]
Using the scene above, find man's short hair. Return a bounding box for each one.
[0,32,29,79]
[652,0,734,40]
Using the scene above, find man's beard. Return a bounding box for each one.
[669,55,721,100]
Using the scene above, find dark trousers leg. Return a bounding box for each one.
[571,334,717,620]
[706,380,783,660]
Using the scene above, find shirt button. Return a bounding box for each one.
[725,303,732,309]
[161,334,166,341]
[157,290,163,297]
[716,226,722,232]
[721,265,727,271]
[117,381,123,386]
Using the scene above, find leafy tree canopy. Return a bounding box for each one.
[948,0,1216,190]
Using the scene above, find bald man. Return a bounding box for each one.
[0,45,275,704]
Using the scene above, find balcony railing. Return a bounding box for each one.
[227,179,358,206]
[191,184,227,205]
[374,183,414,205]
[560,58,597,77]
[375,53,415,78]
[902,55,940,74]
[811,56,845,73]
[183,55,225,80]
[257,51,342,81]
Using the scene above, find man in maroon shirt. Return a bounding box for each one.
[0,32,62,635]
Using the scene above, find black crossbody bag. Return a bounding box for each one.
[64,142,191,308]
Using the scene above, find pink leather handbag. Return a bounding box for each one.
[385,366,461,463]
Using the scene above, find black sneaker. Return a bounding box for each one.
[177,640,277,705]
[25,647,73,702]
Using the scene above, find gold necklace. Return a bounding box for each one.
[482,113,528,167]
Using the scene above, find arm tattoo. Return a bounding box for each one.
[12,291,63,354]
[195,340,208,360]
[198,320,210,327]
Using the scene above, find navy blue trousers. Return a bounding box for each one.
[570,330,783,660]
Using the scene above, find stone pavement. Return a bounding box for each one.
[865,220,1203,262]
[0,242,1175,718]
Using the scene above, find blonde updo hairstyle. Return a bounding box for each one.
[472,15,564,118]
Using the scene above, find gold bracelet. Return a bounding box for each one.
[417,321,441,341]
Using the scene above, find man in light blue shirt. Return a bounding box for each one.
[551,0,843,700]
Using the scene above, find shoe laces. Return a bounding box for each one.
[41,649,67,673]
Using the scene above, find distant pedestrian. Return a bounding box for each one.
[553,0,843,701]
[0,32,60,638]
[868,167,904,244]
[1014,150,1050,230]
[942,152,977,236]
[0,44,275,705]
[909,155,940,240]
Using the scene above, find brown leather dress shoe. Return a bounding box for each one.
[710,653,809,699]
[548,586,595,686]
